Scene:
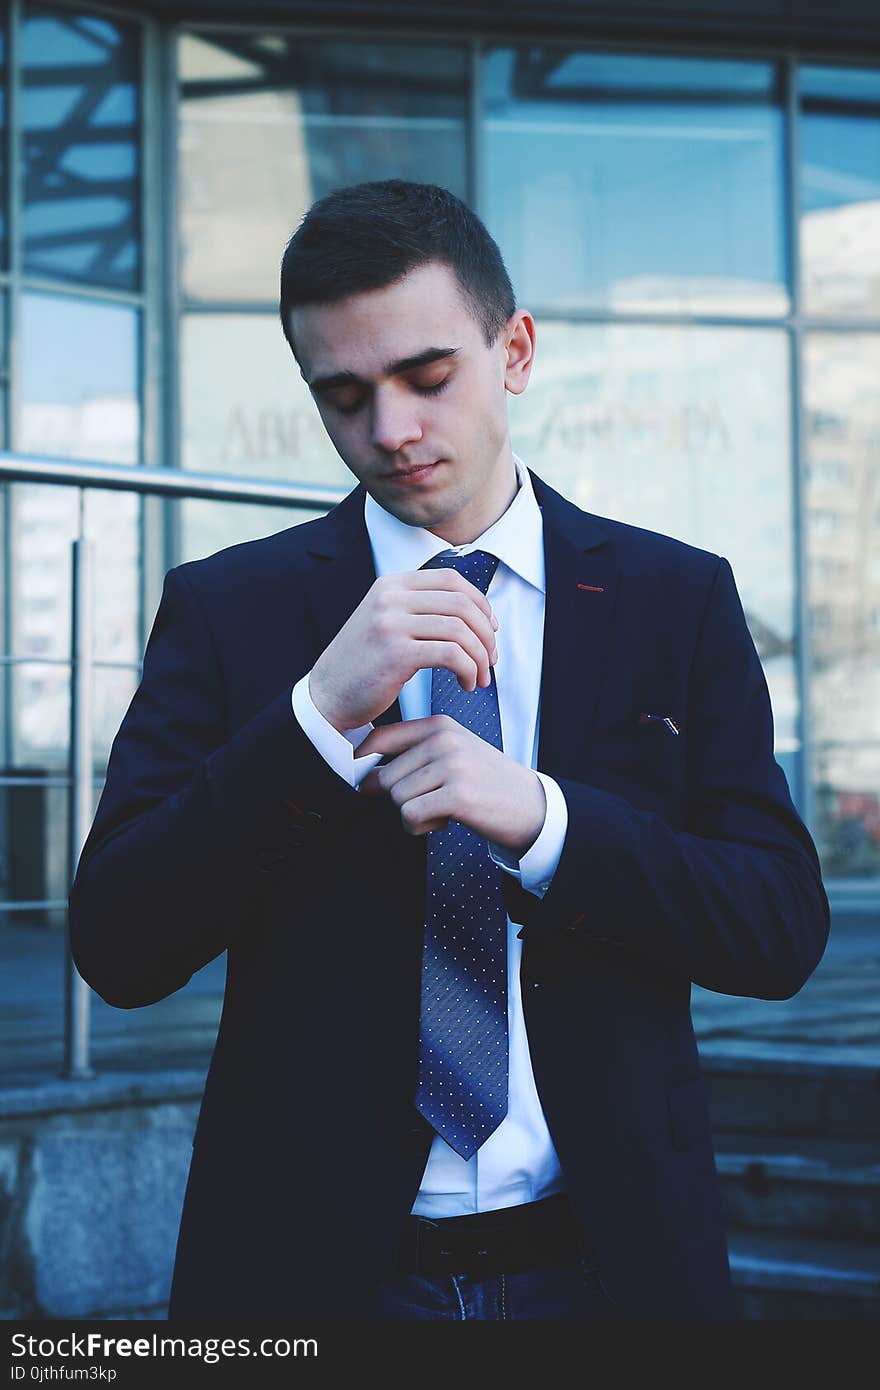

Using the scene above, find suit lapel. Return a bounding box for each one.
[529,470,619,783]
[298,469,619,770]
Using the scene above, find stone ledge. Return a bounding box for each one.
[698,1039,880,1077]
[0,1069,208,1120]
[728,1229,880,1297]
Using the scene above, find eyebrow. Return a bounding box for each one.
[306,346,459,393]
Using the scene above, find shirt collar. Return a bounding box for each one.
[363,452,545,594]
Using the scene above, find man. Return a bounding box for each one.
[68,180,829,1321]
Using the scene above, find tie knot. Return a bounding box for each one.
[421,548,500,596]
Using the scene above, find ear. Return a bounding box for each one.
[503,310,536,396]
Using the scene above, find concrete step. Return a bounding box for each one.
[699,1041,880,1141]
[716,1134,880,1240]
[727,1228,880,1320]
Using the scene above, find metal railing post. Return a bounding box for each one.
[0,452,344,1084]
[64,532,96,1080]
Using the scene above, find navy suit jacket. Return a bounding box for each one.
[68,468,829,1319]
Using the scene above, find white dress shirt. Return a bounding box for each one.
[291,454,568,1215]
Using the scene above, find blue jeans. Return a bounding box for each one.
[372,1248,619,1320]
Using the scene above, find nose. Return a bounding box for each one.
[370,383,423,454]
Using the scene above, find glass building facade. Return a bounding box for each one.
[1,1,878,1077]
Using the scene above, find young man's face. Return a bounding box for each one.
[289,260,534,545]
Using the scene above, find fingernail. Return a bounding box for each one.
[492,646,499,663]
[492,615,499,630]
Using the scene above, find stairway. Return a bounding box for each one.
[701,1042,880,1319]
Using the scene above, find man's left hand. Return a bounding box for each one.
[356,714,546,855]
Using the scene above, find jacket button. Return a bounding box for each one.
[306,810,323,823]
[531,980,542,990]
[256,849,286,872]
[407,1122,430,1151]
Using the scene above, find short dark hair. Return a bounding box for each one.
[279,179,516,359]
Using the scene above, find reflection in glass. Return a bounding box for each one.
[18,292,140,464]
[11,660,68,771]
[7,656,140,775]
[178,33,468,303]
[181,311,348,485]
[483,47,788,316]
[94,663,138,768]
[805,335,880,878]
[21,5,140,290]
[10,483,139,664]
[800,65,880,320]
[180,499,327,568]
[511,321,798,763]
[0,292,7,446]
[0,18,6,269]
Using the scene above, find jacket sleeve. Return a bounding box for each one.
[68,564,362,1009]
[507,556,830,1000]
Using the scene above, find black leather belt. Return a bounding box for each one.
[394,1193,585,1279]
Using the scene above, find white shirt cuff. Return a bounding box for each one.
[291,674,383,787]
[488,772,568,899]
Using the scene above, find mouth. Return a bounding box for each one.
[382,461,441,484]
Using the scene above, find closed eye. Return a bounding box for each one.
[321,375,451,416]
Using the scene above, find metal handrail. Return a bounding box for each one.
[1,451,344,1079]
[0,452,347,508]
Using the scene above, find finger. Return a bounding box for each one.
[370,742,436,792]
[417,640,482,693]
[398,787,453,836]
[398,569,499,631]
[405,593,498,674]
[409,615,496,688]
[383,763,445,810]
[356,715,446,759]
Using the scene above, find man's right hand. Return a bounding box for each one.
[308,570,500,732]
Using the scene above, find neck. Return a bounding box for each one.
[429,450,519,546]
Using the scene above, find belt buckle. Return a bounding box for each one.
[437,1236,494,1280]
[415,1218,498,1279]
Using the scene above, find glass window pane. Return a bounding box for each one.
[0,779,70,913]
[0,291,8,446]
[94,663,138,768]
[181,310,346,484]
[179,498,326,568]
[0,15,6,270]
[483,47,788,316]
[799,65,880,320]
[17,292,140,464]
[10,483,140,665]
[21,5,141,291]
[3,661,139,778]
[11,659,68,770]
[178,33,468,304]
[0,897,68,1080]
[805,334,880,879]
[510,322,798,767]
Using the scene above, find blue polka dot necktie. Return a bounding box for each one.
[414,548,509,1161]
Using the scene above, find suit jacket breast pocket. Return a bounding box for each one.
[587,717,686,811]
